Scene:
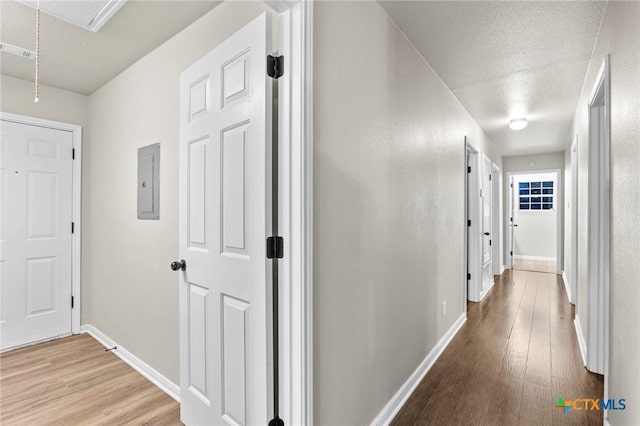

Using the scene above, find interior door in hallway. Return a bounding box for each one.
[0,120,73,350]
[178,13,272,425]
[481,155,493,292]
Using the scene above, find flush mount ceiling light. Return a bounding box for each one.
[509,118,528,131]
[17,0,128,33]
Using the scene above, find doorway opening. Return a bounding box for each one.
[507,169,561,275]
[466,140,495,302]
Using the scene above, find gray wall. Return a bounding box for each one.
[502,152,565,269]
[313,2,501,424]
[566,2,640,423]
[0,74,88,126]
[83,1,271,385]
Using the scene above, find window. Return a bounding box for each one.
[518,181,554,210]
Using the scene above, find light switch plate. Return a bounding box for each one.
[137,143,160,220]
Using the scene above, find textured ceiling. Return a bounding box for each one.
[379,1,608,156]
[0,1,220,95]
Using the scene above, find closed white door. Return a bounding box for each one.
[178,13,272,426]
[0,120,73,351]
[481,155,492,292]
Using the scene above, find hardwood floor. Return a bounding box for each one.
[392,269,604,426]
[0,333,181,425]
[513,258,557,274]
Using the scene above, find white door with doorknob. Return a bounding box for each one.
[177,12,273,426]
[0,120,73,351]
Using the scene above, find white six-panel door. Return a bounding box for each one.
[481,155,493,293]
[0,120,73,350]
[178,13,272,426]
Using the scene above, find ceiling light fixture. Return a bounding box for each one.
[509,118,528,131]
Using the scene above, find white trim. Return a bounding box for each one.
[466,140,482,302]
[506,168,562,274]
[513,255,556,262]
[586,55,609,376]
[370,313,467,426]
[569,135,579,306]
[499,265,506,275]
[81,324,180,402]
[562,271,573,304]
[491,162,502,276]
[478,278,495,302]
[574,316,588,367]
[0,112,82,335]
[275,2,313,424]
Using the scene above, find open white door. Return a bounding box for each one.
[507,175,515,269]
[0,120,73,350]
[178,13,272,425]
[480,155,493,293]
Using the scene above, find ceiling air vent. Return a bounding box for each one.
[16,0,128,33]
[0,42,35,60]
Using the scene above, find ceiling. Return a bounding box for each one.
[0,0,220,95]
[379,1,608,156]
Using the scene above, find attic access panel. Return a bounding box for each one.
[17,0,128,32]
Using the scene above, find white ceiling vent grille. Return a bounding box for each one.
[0,42,36,60]
[17,0,128,33]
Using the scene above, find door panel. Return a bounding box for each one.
[179,13,272,426]
[481,155,492,292]
[0,120,73,350]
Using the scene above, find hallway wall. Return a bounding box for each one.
[313,2,501,424]
[0,74,88,127]
[567,2,640,423]
[83,1,271,385]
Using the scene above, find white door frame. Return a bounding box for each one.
[491,162,501,276]
[465,139,482,302]
[505,168,562,274]
[0,112,82,335]
[586,56,609,378]
[506,175,514,269]
[264,2,314,424]
[569,136,578,305]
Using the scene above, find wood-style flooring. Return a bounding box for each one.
[514,258,557,274]
[0,333,181,425]
[392,269,604,426]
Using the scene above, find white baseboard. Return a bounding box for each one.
[513,255,556,261]
[561,271,574,304]
[370,313,467,426]
[499,265,506,275]
[81,324,180,402]
[478,279,495,302]
[574,316,587,367]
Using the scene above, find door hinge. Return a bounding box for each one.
[467,273,471,281]
[510,183,513,188]
[71,222,75,234]
[267,55,284,79]
[510,251,513,256]
[71,296,74,309]
[72,148,76,160]
[489,239,492,246]
[467,219,471,227]
[266,236,284,259]
[489,175,492,181]
[467,166,471,173]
